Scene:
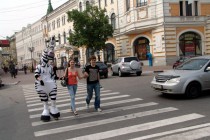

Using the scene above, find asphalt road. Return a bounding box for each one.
[1,71,210,140]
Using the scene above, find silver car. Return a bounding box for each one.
[151,55,210,98]
[111,57,142,77]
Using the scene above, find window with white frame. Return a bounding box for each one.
[111,13,116,29]
[136,0,147,7]
[79,2,82,12]
[126,0,130,11]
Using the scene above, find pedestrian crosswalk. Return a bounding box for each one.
[22,83,209,140]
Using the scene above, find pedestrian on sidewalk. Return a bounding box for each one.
[63,59,84,116]
[23,64,27,74]
[84,55,102,112]
[9,62,16,78]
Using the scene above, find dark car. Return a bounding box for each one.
[173,56,191,69]
[82,61,108,78]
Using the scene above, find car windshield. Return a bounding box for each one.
[124,57,139,62]
[176,59,209,70]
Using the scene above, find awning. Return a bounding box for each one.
[0,40,10,47]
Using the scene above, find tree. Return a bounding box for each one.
[67,5,114,54]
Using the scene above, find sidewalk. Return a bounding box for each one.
[0,65,172,86]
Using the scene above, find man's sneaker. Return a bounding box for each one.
[86,104,89,109]
[97,108,102,112]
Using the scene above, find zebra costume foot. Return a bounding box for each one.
[40,102,51,122]
[50,100,60,120]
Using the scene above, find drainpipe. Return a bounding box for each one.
[162,0,167,65]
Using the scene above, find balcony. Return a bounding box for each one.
[164,16,207,25]
[118,5,161,35]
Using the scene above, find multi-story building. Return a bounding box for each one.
[15,0,210,68]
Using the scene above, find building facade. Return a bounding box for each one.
[15,0,210,68]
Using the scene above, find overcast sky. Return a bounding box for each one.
[0,0,68,39]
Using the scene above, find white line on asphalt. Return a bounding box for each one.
[29,98,142,118]
[155,126,210,140]
[65,113,204,140]
[31,102,158,126]
[34,107,178,137]
[28,95,130,112]
[25,90,112,103]
[27,92,120,107]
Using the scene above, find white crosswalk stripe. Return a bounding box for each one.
[21,83,209,140]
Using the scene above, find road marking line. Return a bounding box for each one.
[155,126,210,140]
[65,114,204,140]
[25,90,111,101]
[27,92,120,107]
[130,123,210,140]
[29,98,142,118]
[32,102,158,126]
[28,95,130,112]
[34,107,178,137]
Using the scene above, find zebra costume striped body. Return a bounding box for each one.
[34,37,60,121]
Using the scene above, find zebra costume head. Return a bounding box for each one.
[41,37,56,64]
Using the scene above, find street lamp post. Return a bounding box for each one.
[28,47,34,73]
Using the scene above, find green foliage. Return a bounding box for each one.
[67,5,113,53]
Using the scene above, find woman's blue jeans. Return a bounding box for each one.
[67,84,77,111]
[86,82,100,110]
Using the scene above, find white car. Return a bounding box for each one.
[151,55,210,98]
[111,57,142,77]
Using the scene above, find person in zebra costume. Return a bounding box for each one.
[34,37,60,122]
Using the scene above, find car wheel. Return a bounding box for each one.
[136,72,142,76]
[118,69,123,77]
[185,82,201,98]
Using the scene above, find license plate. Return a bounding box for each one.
[130,71,136,74]
[153,84,162,89]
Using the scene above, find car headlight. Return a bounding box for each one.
[152,76,156,81]
[166,77,181,83]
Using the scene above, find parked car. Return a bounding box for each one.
[111,56,142,77]
[82,61,108,78]
[151,55,210,98]
[173,56,191,69]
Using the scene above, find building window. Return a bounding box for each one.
[79,2,82,12]
[186,1,192,16]
[194,1,198,16]
[105,0,107,6]
[48,23,51,32]
[52,20,55,30]
[179,1,183,16]
[69,29,72,37]
[111,13,116,29]
[63,32,66,44]
[98,0,101,9]
[126,0,130,11]
[111,0,114,4]
[137,0,147,7]
[86,1,90,8]
[58,34,61,45]
[62,15,66,25]
[57,18,60,28]
[179,32,202,56]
